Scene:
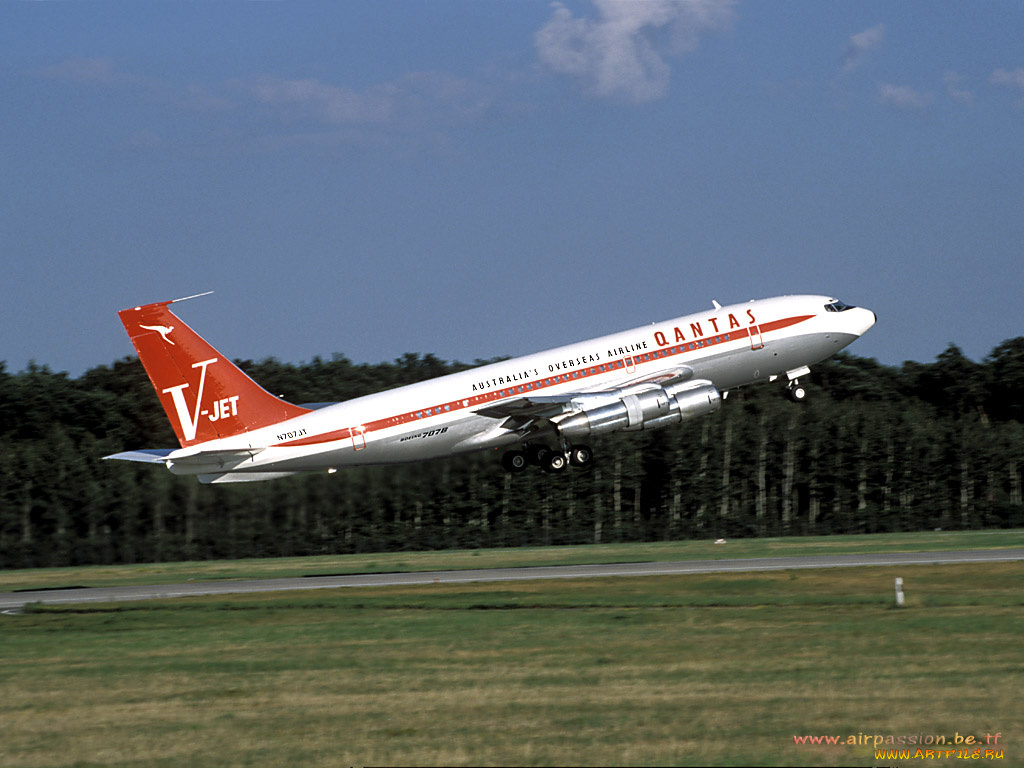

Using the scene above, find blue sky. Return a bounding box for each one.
[3,1,1023,376]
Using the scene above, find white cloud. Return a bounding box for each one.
[387,71,497,124]
[243,77,394,125]
[878,83,932,110]
[943,72,973,105]
[36,57,146,87]
[990,68,1024,93]
[238,71,498,132]
[841,24,885,74]
[535,0,735,103]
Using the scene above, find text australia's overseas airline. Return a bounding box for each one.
[105,294,876,483]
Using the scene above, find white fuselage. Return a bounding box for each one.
[167,295,875,480]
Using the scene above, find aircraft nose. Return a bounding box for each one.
[857,307,877,336]
[828,304,876,337]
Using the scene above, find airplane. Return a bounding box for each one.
[104,293,876,483]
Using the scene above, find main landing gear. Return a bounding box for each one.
[502,443,593,474]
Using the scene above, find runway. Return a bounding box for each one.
[2,548,1021,610]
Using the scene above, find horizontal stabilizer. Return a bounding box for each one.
[104,447,264,472]
[166,446,265,465]
[198,471,301,484]
[103,449,175,464]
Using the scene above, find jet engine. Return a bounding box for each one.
[555,381,721,441]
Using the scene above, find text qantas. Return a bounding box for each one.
[468,311,758,393]
[654,309,757,347]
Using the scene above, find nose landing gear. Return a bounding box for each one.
[784,365,811,403]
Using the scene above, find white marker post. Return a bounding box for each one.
[894,577,905,607]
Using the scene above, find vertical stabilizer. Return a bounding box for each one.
[118,297,311,447]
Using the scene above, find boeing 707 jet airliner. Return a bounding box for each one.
[105,294,875,482]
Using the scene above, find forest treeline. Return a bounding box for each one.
[2,339,1023,569]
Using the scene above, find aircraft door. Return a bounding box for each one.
[349,426,367,451]
[748,325,764,350]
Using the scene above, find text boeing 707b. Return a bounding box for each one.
[104,294,875,482]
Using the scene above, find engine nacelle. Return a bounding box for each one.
[556,381,721,440]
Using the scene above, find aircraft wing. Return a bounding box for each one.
[619,364,695,390]
[474,395,574,420]
[474,365,694,426]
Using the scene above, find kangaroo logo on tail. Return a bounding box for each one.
[140,324,175,344]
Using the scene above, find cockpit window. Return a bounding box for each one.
[825,299,855,312]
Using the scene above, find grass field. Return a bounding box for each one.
[3,528,1023,593]
[2,545,1021,766]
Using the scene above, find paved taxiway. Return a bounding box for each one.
[2,548,1021,611]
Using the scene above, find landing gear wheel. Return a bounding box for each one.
[788,383,808,403]
[543,451,569,473]
[568,444,593,468]
[526,443,552,466]
[502,449,528,473]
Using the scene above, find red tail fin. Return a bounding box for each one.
[118,296,311,447]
